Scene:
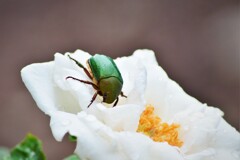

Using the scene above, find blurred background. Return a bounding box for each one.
[0,0,239,159]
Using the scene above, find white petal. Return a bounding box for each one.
[115,55,147,106]
[177,107,222,154]
[53,52,86,90]
[133,50,204,121]
[175,107,240,160]
[21,50,94,114]
[125,63,147,106]
[88,103,144,132]
[145,64,203,121]
[116,132,183,160]
[50,111,184,160]
[21,61,57,115]
[184,149,216,160]
[53,53,93,111]
[210,118,240,160]
[132,49,158,65]
[66,49,92,66]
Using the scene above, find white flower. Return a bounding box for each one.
[21,49,240,160]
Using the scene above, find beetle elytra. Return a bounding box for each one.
[66,54,127,108]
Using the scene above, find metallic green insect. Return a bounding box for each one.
[66,54,127,107]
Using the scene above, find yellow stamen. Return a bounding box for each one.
[137,105,183,147]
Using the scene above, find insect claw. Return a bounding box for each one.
[120,92,127,98]
[66,76,71,80]
[87,92,98,108]
[113,97,119,107]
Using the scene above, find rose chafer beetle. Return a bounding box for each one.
[66,54,127,108]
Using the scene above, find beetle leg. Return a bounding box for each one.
[120,91,127,98]
[68,55,93,80]
[87,92,98,108]
[113,97,119,107]
[66,76,98,89]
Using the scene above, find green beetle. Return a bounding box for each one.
[66,54,127,107]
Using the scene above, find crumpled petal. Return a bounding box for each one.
[181,109,240,160]
[132,49,205,121]
[132,49,159,66]
[21,50,93,114]
[114,52,147,102]
[53,52,93,111]
[87,103,144,132]
[21,61,57,114]
[50,111,184,160]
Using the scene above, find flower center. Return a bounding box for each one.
[137,105,183,147]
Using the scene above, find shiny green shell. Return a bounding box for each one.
[88,54,123,103]
[88,54,123,83]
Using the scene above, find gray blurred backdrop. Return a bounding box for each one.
[0,0,239,159]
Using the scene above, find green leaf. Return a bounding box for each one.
[0,147,10,159]
[64,154,81,160]
[68,135,77,142]
[4,133,46,160]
